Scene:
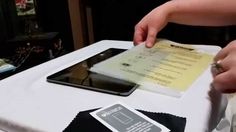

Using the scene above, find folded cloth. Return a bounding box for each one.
[64,109,186,132]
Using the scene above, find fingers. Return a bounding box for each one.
[133,17,164,47]
[133,24,147,45]
[133,21,158,47]
[133,2,172,47]
[214,40,236,61]
[211,60,225,77]
[133,7,165,47]
[213,70,236,93]
[133,24,158,48]
[146,27,158,48]
[212,40,236,93]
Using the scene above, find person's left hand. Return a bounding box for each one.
[212,40,236,93]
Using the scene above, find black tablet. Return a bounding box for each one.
[47,48,138,96]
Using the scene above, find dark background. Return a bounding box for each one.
[88,0,236,47]
[36,0,74,51]
[0,0,74,53]
[1,0,236,66]
[0,0,18,45]
[0,0,74,79]
[1,0,236,51]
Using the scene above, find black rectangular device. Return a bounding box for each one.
[47,48,138,96]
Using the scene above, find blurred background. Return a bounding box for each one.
[0,0,236,79]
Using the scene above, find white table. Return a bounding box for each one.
[0,40,227,132]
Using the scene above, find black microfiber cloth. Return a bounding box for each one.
[64,109,186,132]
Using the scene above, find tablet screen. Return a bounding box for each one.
[47,48,138,96]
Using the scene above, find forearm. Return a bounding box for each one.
[163,0,236,26]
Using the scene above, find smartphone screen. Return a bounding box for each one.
[47,48,138,96]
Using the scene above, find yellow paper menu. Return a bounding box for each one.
[90,39,219,97]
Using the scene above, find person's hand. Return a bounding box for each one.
[133,2,172,48]
[212,40,236,93]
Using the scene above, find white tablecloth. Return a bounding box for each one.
[0,40,227,132]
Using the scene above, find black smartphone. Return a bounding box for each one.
[47,48,138,96]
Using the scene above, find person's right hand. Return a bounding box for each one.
[212,40,236,93]
[133,2,172,48]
